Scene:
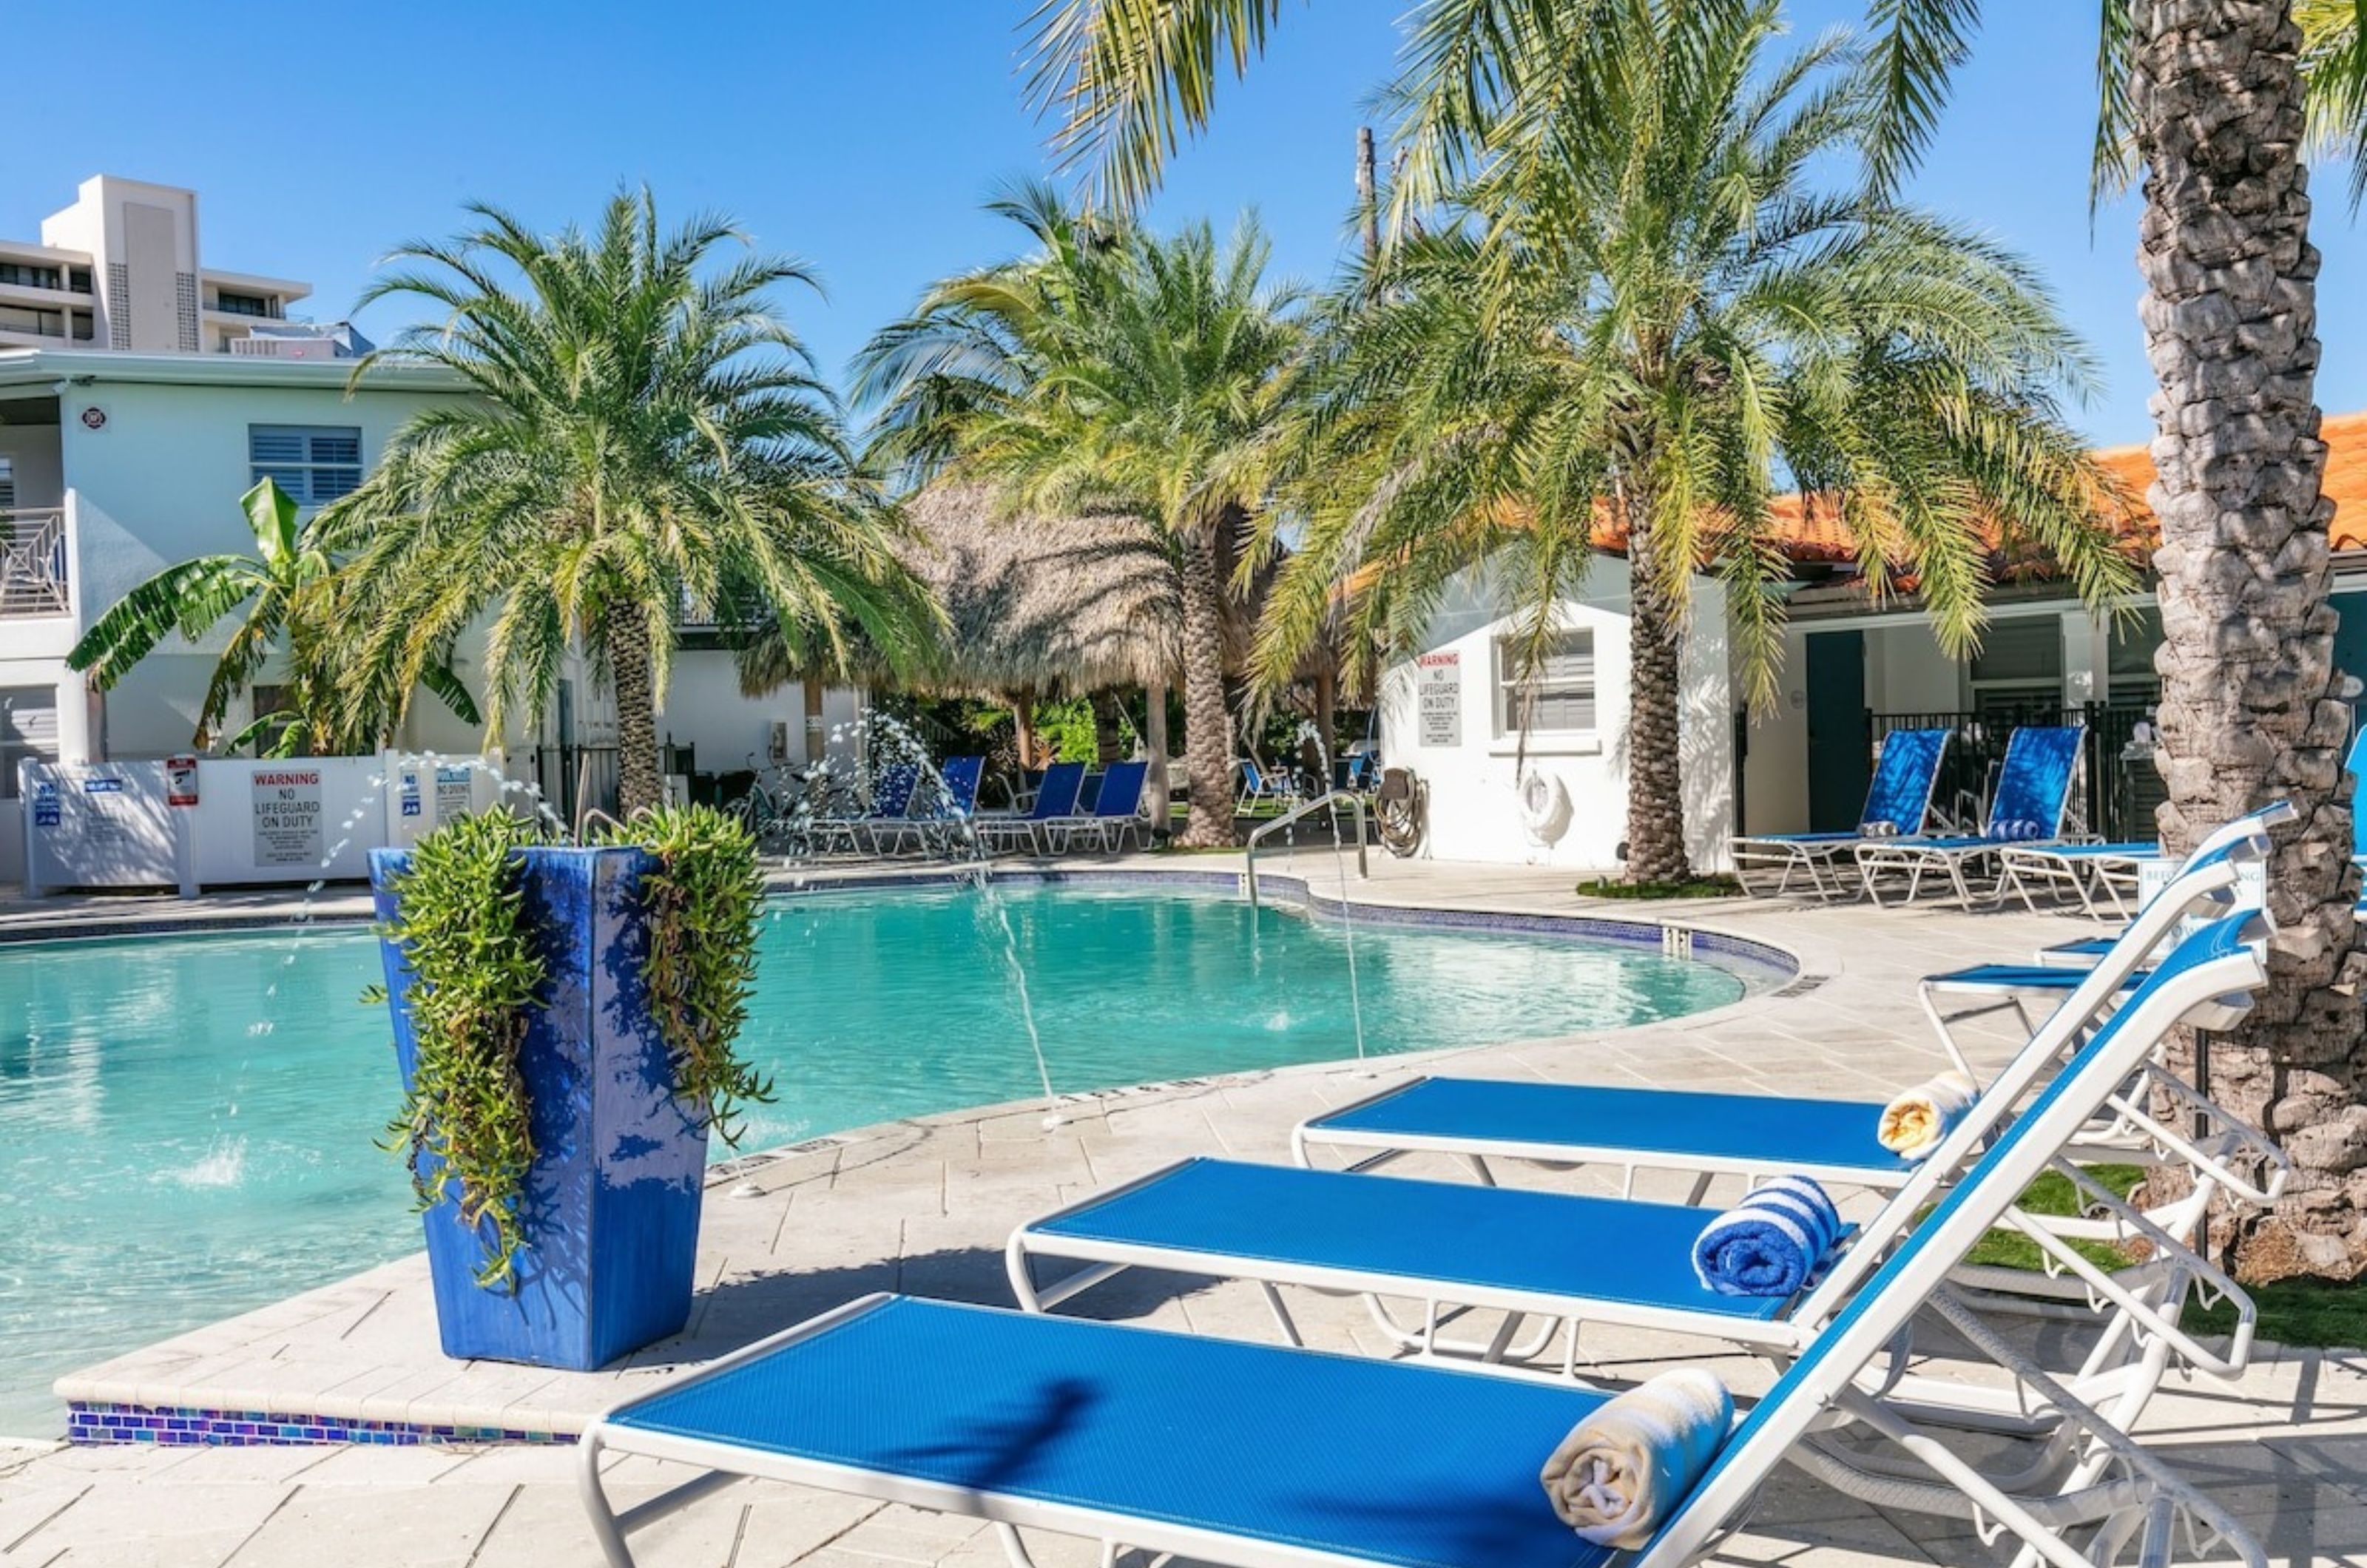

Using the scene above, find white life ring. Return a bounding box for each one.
[1516,768,1573,845]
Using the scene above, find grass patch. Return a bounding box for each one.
[1954,1163,2367,1348]
[1575,876,1743,899]
[1958,1163,2146,1273]
[2187,1277,2367,1348]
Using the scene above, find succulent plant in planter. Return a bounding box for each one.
[371,802,770,1370]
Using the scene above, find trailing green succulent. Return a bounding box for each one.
[379,808,550,1288]
[595,804,774,1143]
[378,802,773,1288]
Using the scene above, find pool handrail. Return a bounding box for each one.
[1243,791,1368,908]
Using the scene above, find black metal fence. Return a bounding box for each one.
[1868,700,2164,844]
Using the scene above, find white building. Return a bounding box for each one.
[1377,561,1737,873]
[0,176,362,360]
[1382,410,2367,875]
[0,344,863,881]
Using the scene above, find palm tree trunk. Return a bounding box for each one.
[607,604,664,819]
[1090,691,1127,766]
[1177,525,1238,848]
[2133,0,2366,1280]
[1144,680,1172,835]
[1624,505,1692,884]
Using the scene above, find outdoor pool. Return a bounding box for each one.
[0,881,1758,1433]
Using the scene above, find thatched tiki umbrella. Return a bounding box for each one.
[739,481,1189,822]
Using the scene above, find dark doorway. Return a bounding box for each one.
[1806,630,1869,831]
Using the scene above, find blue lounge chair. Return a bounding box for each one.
[974,760,1087,856]
[1235,755,1298,811]
[1854,724,2087,906]
[578,913,2272,1568]
[1009,910,2271,1469]
[1042,758,1149,852]
[810,761,919,856]
[871,754,985,856]
[1999,839,2158,919]
[2351,726,2367,864]
[1913,805,2286,1069]
[1729,727,1949,898]
[1286,812,2283,1201]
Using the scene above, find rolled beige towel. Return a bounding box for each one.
[1877,1070,1980,1160]
[1539,1369,1734,1548]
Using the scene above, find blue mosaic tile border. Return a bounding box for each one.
[766,865,1799,991]
[67,1399,574,1448]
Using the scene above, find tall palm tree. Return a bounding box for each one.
[67,477,477,756]
[322,191,936,817]
[857,189,1305,846]
[1026,0,2367,1277]
[1260,1,2137,883]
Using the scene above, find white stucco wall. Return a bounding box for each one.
[1377,559,1736,872]
[1738,624,1811,835]
[0,424,64,508]
[655,652,863,774]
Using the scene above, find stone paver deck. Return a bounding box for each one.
[4,851,2363,1567]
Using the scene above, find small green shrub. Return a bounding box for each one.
[378,803,773,1288]
[1575,876,1743,899]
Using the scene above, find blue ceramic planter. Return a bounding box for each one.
[370,845,709,1371]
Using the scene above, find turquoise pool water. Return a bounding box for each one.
[0,882,1749,1433]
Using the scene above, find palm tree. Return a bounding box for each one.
[1258,1,2137,883]
[320,191,936,818]
[857,189,1305,847]
[1026,0,2367,1277]
[66,477,477,756]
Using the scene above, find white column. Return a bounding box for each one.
[56,669,93,764]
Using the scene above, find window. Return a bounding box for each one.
[2107,608,2163,698]
[0,262,63,291]
[0,686,58,800]
[214,290,274,318]
[1968,616,2062,710]
[67,266,92,294]
[1496,629,1596,735]
[69,311,92,341]
[0,458,14,510]
[0,303,64,338]
[249,425,362,504]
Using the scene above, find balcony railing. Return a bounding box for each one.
[0,509,71,617]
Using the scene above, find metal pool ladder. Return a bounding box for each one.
[1243,791,1369,908]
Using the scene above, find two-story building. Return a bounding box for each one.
[0,178,874,879]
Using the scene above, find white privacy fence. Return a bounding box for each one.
[19,753,512,896]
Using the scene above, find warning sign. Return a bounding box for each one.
[1416,651,1462,748]
[251,768,324,868]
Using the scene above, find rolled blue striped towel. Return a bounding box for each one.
[1540,1368,1735,1548]
[1690,1176,1843,1297]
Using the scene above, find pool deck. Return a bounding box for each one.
[4,851,2366,1567]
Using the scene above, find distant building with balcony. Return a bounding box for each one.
[0,175,368,360]
[0,342,862,882]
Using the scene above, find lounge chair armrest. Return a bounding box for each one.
[1994,1166,2255,1379]
[2111,1065,2294,1206]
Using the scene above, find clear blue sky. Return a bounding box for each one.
[4,0,2360,445]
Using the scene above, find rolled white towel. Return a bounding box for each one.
[1539,1368,1735,1549]
[1877,1070,1980,1160]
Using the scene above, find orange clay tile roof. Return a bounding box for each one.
[1749,408,2367,566]
[1334,410,2367,596]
